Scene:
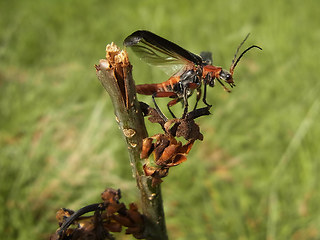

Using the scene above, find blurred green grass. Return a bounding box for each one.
[1,0,320,239]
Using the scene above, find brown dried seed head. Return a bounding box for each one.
[140,137,154,159]
[166,154,188,167]
[101,188,121,204]
[143,164,156,176]
[156,143,181,164]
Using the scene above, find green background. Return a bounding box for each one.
[1,0,320,239]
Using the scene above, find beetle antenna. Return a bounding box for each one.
[231,33,250,68]
[229,33,262,75]
[230,45,262,75]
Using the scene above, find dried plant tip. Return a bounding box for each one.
[97,42,135,110]
[105,43,124,66]
[106,42,120,53]
[101,188,121,204]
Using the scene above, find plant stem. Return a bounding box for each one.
[95,43,168,240]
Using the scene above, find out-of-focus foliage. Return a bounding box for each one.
[1,0,319,239]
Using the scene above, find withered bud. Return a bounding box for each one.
[101,188,121,204]
[56,208,74,226]
[143,164,170,186]
[141,101,209,141]
[165,118,203,141]
[140,137,154,159]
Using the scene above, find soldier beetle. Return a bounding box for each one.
[124,30,261,118]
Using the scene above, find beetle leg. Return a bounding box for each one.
[202,82,212,107]
[216,78,231,92]
[152,93,168,122]
[181,86,189,119]
[167,98,183,118]
[193,87,202,111]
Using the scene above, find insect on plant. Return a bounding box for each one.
[124,30,262,119]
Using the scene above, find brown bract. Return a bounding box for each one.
[140,102,211,141]
[140,103,211,186]
[141,133,194,187]
[51,188,145,240]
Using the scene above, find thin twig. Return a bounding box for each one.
[95,43,168,240]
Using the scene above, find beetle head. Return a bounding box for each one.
[219,69,235,87]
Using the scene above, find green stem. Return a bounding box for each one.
[95,44,168,240]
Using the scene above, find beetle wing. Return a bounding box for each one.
[124,30,202,76]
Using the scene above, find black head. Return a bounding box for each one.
[219,69,235,88]
[205,68,234,88]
